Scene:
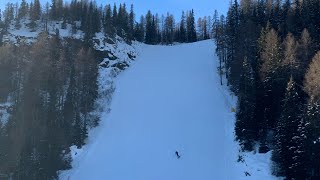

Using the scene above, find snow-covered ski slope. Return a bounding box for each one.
[61,40,277,180]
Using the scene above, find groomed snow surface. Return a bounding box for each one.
[60,40,279,180]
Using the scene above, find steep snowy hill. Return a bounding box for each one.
[59,40,278,180]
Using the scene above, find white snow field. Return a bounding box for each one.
[60,40,278,180]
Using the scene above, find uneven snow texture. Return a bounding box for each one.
[0,101,12,127]
[3,19,84,45]
[60,40,280,180]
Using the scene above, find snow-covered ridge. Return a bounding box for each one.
[90,34,139,124]
[3,18,138,77]
[3,19,84,45]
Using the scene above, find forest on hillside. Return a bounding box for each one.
[0,0,216,179]
[213,0,320,179]
[0,34,98,179]
[0,0,214,45]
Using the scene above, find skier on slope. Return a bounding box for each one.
[175,151,180,159]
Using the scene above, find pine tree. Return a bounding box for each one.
[197,17,203,40]
[259,28,282,130]
[212,10,219,40]
[151,15,157,44]
[203,16,209,39]
[187,9,197,42]
[31,0,41,21]
[116,3,129,37]
[155,13,161,43]
[164,13,174,44]
[215,14,227,85]
[134,15,145,42]
[272,77,306,178]
[305,101,320,178]
[292,0,303,36]
[104,4,114,36]
[145,10,153,44]
[303,32,320,180]
[50,0,57,20]
[15,3,22,30]
[18,0,28,19]
[179,11,186,42]
[117,3,123,34]
[112,3,118,28]
[235,57,256,151]
[128,4,135,40]
[91,4,101,34]
[215,0,320,178]
[3,3,15,31]
[225,0,239,87]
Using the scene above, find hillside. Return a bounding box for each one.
[59,40,277,180]
[0,0,293,179]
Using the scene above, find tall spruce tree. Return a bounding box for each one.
[31,0,41,21]
[225,0,239,87]
[18,0,28,19]
[128,4,135,40]
[187,9,197,42]
[179,11,186,42]
[235,57,256,151]
[304,53,320,178]
[272,77,306,179]
[258,28,282,137]
[303,37,320,180]
[145,10,154,44]
[134,15,145,42]
[215,0,320,178]
[104,4,115,36]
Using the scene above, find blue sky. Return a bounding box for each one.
[1,0,229,18]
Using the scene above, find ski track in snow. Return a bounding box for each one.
[61,40,277,180]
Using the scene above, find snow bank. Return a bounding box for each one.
[3,19,84,45]
[0,101,12,127]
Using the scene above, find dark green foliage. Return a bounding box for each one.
[18,0,28,19]
[235,57,256,151]
[186,9,197,42]
[179,11,187,43]
[82,1,101,43]
[214,0,320,179]
[116,3,129,37]
[134,16,145,42]
[163,13,175,44]
[145,10,156,44]
[31,0,41,21]
[104,5,115,37]
[50,0,63,20]
[305,102,320,178]
[304,51,320,178]
[272,78,307,179]
[225,0,239,88]
[3,3,14,32]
